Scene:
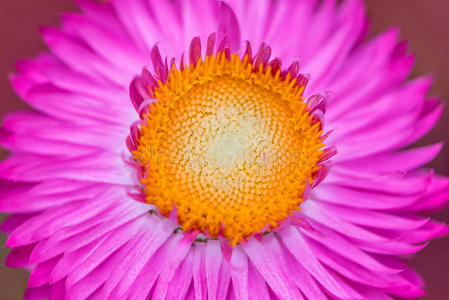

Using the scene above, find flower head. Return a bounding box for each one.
[1,0,448,299]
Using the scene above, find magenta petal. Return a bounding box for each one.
[150,232,195,299]
[316,202,429,231]
[217,1,241,52]
[206,33,217,56]
[165,248,195,299]
[97,217,174,298]
[192,243,207,299]
[189,36,202,65]
[151,45,168,82]
[247,261,270,300]
[406,99,444,145]
[356,239,428,255]
[64,240,136,300]
[281,248,328,300]
[408,176,449,211]
[301,221,401,274]
[60,12,144,74]
[399,220,449,244]
[216,253,232,300]
[50,279,66,300]
[0,152,136,185]
[229,246,249,300]
[30,204,147,264]
[40,26,128,85]
[24,285,51,300]
[0,213,35,234]
[243,236,301,299]
[6,200,94,248]
[28,256,60,288]
[129,77,146,112]
[113,234,180,299]
[303,200,393,242]
[280,226,362,299]
[4,243,36,268]
[306,237,406,290]
[205,240,222,300]
[337,143,443,174]
[49,236,106,284]
[253,44,272,69]
[313,183,420,210]
[6,186,128,248]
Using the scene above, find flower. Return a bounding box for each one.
[1,0,448,299]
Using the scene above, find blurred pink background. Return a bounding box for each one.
[0,0,448,299]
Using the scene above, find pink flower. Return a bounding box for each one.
[1,0,448,299]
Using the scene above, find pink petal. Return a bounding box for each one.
[247,261,270,300]
[243,235,301,300]
[229,246,249,300]
[205,240,222,300]
[192,243,207,299]
[150,232,196,299]
[217,1,241,52]
[29,256,60,288]
[40,26,128,85]
[166,248,195,299]
[301,221,401,274]
[97,216,174,298]
[279,226,362,299]
[313,183,419,210]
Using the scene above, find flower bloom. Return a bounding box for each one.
[1,0,448,299]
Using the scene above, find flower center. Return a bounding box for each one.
[133,52,324,245]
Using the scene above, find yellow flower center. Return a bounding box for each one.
[133,53,324,245]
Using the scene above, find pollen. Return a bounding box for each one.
[133,52,324,245]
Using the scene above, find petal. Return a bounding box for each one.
[279,226,362,299]
[205,240,222,300]
[229,246,249,300]
[166,248,195,299]
[150,233,196,299]
[99,216,174,298]
[243,236,301,300]
[247,261,270,300]
[40,27,128,85]
[192,243,207,300]
[313,184,419,210]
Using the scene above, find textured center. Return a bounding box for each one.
[134,53,324,244]
[171,78,300,194]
